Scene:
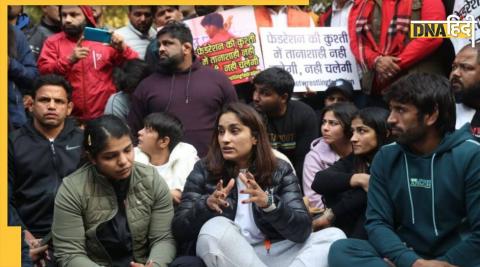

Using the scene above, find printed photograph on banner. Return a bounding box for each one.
[259,27,360,92]
[184,6,263,84]
[451,0,480,53]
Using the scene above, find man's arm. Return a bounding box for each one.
[8,136,26,228]
[436,147,480,266]
[365,150,421,267]
[397,0,445,69]
[9,27,38,93]
[109,32,138,66]
[127,88,148,143]
[37,37,76,75]
[294,104,319,182]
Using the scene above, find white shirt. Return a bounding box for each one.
[330,0,354,27]
[234,170,265,244]
[456,103,476,129]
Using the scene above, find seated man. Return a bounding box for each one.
[450,43,480,137]
[252,67,318,185]
[135,112,199,204]
[324,79,355,107]
[329,73,480,267]
[9,74,83,266]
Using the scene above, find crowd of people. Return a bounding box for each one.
[7,3,480,267]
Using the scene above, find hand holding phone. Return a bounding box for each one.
[69,37,90,64]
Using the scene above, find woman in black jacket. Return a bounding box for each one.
[311,107,391,239]
[172,102,345,267]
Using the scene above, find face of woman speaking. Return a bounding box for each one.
[217,112,258,169]
[92,135,134,180]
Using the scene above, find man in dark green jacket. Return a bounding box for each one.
[329,73,480,267]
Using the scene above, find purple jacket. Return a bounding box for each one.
[128,58,237,157]
[302,137,339,209]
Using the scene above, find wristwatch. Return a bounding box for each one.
[262,190,276,212]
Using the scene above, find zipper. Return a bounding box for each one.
[50,141,60,191]
[82,59,87,118]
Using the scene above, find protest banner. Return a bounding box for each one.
[259,27,360,92]
[184,6,263,84]
[451,0,480,53]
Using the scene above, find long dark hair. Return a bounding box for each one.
[83,115,132,159]
[206,102,276,188]
[352,107,391,173]
[320,102,358,139]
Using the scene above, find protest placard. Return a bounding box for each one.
[184,6,263,84]
[451,0,480,53]
[260,27,360,92]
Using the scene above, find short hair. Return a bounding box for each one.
[320,102,358,139]
[156,21,193,45]
[200,12,223,28]
[384,73,456,136]
[143,112,183,151]
[206,102,277,188]
[84,115,132,158]
[195,6,220,17]
[113,59,152,94]
[33,74,73,101]
[458,42,480,64]
[128,5,157,14]
[252,67,295,101]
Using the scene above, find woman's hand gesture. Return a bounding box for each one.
[206,179,235,214]
[239,172,269,208]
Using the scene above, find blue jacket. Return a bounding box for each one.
[366,124,480,267]
[8,25,38,128]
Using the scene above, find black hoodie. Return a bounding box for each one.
[8,118,83,237]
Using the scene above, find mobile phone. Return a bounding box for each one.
[83,27,111,43]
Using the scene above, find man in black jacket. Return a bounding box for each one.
[8,74,83,266]
[27,6,61,61]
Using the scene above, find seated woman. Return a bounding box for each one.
[311,107,391,239]
[303,102,357,209]
[172,102,345,267]
[52,115,176,267]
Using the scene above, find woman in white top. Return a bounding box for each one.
[172,102,345,267]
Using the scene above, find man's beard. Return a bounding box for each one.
[459,83,480,109]
[392,121,428,146]
[157,53,184,73]
[62,22,85,38]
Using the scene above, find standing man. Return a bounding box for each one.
[450,43,480,137]
[154,6,183,30]
[252,67,318,184]
[38,5,138,122]
[27,6,61,61]
[128,21,237,157]
[115,6,156,59]
[145,6,184,70]
[329,73,480,267]
[9,74,83,266]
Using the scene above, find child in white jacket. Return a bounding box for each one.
[135,112,199,204]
